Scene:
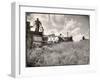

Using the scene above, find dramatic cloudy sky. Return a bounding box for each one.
[26,12,90,39]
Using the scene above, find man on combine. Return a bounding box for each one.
[34,18,42,32]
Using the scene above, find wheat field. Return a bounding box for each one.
[26,40,90,67]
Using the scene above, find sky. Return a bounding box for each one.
[26,12,90,39]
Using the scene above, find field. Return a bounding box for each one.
[26,40,90,67]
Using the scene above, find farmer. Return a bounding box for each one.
[34,18,42,32]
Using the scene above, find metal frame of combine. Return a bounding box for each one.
[30,31,43,48]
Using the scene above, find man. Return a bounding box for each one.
[34,18,42,32]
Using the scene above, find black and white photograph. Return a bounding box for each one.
[26,12,90,67]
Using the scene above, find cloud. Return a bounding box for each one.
[71,27,80,36]
[73,33,83,42]
[65,19,76,30]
